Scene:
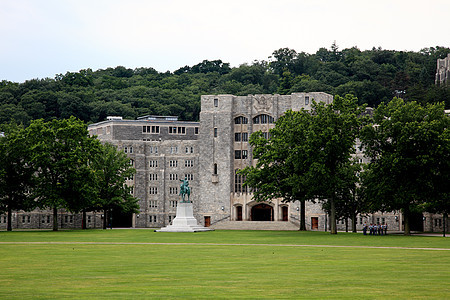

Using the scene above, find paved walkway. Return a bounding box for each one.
[0,241,448,251]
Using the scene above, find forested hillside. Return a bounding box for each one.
[1,44,449,125]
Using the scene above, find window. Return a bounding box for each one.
[149,215,157,222]
[235,150,247,159]
[149,160,158,168]
[169,126,186,134]
[129,159,134,166]
[170,200,178,208]
[149,200,158,208]
[262,132,270,139]
[214,128,217,137]
[149,187,158,194]
[124,146,133,154]
[305,96,310,105]
[150,146,158,154]
[185,160,194,167]
[213,163,218,175]
[169,160,178,168]
[195,127,199,135]
[185,174,194,181]
[129,187,134,195]
[185,146,194,154]
[169,174,178,181]
[214,98,218,107]
[149,174,158,181]
[235,133,241,142]
[169,187,178,195]
[234,169,248,193]
[242,132,248,142]
[253,114,274,124]
[143,125,160,133]
[234,116,248,124]
[170,146,178,154]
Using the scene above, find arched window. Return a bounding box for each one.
[234,116,248,124]
[253,114,274,124]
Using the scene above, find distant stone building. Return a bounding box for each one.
[435,53,450,85]
[1,93,447,233]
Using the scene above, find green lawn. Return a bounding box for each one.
[0,230,449,299]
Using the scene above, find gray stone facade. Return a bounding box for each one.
[198,93,334,227]
[436,53,450,85]
[1,94,448,232]
[88,116,200,228]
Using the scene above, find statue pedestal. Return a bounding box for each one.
[156,202,213,232]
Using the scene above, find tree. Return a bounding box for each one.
[360,98,449,235]
[322,159,364,233]
[91,142,139,229]
[242,95,362,233]
[25,117,99,231]
[305,95,363,234]
[241,110,313,230]
[0,123,35,231]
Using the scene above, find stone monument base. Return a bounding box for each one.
[156,202,213,232]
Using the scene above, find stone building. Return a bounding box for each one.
[436,53,450,85]
[1,93,447,232]
[87,115,200,228]
[197,93,333,229]
[84,93,406,232]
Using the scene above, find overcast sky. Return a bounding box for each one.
[1,0,449,83]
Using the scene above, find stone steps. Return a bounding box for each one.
[210,220,299,231]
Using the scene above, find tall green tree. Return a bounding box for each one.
[360,98,449,235]
[0,123,35,231]
[241,110,313,230]
[242,95,362,233]
[91,142,138,229]
[25,117,99,231]
[305,95,363,234]
[322,159,363,232]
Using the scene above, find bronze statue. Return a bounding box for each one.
[179,178,191,203]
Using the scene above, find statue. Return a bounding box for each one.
[156,177,212,232]
[179,178,191,203]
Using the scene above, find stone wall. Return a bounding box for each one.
[436,53,450,85]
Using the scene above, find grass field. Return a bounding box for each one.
[0,230,449,299]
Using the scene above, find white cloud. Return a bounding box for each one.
[1,0,449,82]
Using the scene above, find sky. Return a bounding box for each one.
[1,0,449,83]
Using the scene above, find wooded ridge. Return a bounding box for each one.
[1,44,449,125]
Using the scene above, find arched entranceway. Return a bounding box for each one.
[251,204,273,221]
